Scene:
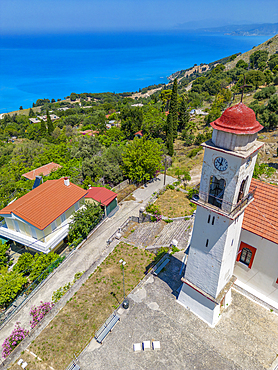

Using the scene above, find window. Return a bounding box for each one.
[13,220,20,232]
[51,221,57,232]
[208,176,226,209]
[240,248,252,265]
[31,226,37,239]
[237,176,249,203]
[236,242,256,269]
[61,213,66,223]
[207,215,211,223]
[212,216,215,225]
[206,239,209,247]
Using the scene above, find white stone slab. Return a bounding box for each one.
[171,239,178,247]
[17,359,23,365]
[133,343,142,352]
[142,340,151,351]
[22,362,28,369]
[152,341,160,350]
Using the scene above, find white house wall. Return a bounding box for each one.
[235,229,278,307]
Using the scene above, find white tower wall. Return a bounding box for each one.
[185,207,244,298]
[178,114,263,327]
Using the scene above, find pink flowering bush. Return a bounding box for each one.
[30,301,54,329]
[2,322,29,358]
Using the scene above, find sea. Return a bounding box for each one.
[0,31,271,113]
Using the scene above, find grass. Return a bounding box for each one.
[117,184,137,202]
[167,140,204,179]
[155,189,195,218]
[8,243,154,370]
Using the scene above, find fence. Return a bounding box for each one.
[0,213,107,331]
[112,179,129,193]
[106,217,133,245]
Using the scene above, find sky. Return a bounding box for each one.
[0,0,278,34]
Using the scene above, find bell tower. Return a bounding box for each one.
[178,103,264,327]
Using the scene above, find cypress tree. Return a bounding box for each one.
[166,113,174,156]
[169,78,178,139]
[46,111,54,135]
[40,120,47,137]
[28,108,35,117]
[178,97,190,132]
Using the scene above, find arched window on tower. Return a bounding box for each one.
[208,176,226,209]
[237,176,249,203]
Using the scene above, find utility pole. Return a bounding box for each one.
[164,156,167,186]
[119,259,129,309]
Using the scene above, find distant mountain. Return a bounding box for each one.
[198,23,278,36]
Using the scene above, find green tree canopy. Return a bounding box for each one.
[122,138,163,183]
[169,79,178,138]
[236,59,248,70]
[166,114,174,156]
[68,202,103,243]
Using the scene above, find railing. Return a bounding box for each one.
[191,187,256,218]
[229,187,256,217]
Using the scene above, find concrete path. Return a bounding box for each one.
[77,254,278,370]
[0,175,176,349]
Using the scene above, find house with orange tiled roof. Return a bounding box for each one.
[22,162,62,181]
[235,178,278,308]
[0,177,87,254]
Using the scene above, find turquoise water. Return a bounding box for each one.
[0,32,270,112]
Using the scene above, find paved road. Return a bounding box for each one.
[0,175,176,348]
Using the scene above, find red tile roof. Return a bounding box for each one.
[134,130,143,136]
[243,179,278,244]
[85,187,117,206]
[80,130,99,136]
[22,162,62,180]
[0,178,87,230]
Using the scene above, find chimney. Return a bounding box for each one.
[64,177,70,186]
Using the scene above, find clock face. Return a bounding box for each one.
[214,157,228,171]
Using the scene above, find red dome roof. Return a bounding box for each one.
[210,102,263,135]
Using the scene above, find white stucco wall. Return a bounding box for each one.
[235,229,278,307]
[212,129,257,152]
[185,206,243,298]
[200,147,258,213]
[178,283,220,327]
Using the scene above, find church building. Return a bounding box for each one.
[177,102,277,327]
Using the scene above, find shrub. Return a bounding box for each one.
[2,323,29,358]
[30,301,54,329]
[186,187,199,200]
[171,246,179,254]
[186,146,203,158]
[146,203,161,215]
[155,247,168,263]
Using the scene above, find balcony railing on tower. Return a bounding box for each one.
[190,185,256,219]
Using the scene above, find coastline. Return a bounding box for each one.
[0,32,271,113]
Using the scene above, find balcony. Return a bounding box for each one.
[191,186,256,219]
[0,223,69,254]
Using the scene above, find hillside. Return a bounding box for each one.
[226,34,278,70]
